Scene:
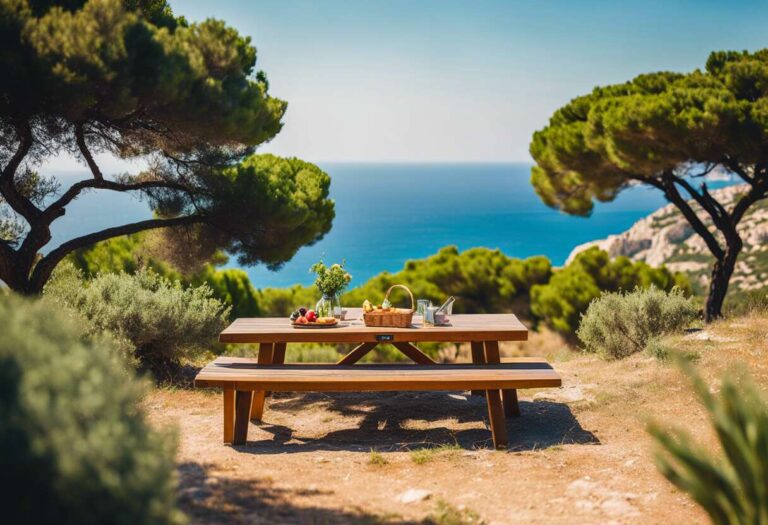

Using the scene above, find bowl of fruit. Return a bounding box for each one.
[289,307,340,328]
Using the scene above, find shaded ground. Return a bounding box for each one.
[146,315,768,524]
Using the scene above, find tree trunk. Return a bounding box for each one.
[0,252,42,295]
[705,245,741,322]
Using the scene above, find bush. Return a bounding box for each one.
[577,286,698,359]
[531,247,691,335]
[648,364,768,525]
[45,264,230,377]
[343,246,552,318]
[0,294,183,524]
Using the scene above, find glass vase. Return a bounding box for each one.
[315,293,341,319]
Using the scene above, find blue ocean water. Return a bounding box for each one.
[48,163,726,289]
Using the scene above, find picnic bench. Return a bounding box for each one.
[195,310,562,449]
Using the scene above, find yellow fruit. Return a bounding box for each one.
[362,300,374,313]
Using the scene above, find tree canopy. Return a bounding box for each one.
[530,49,768,320]
[0,0,333,293]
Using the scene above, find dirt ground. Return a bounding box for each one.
[146,316,768,524]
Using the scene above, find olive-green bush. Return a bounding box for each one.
[576,286,698,359]
[45,264,230,375]
[648,365,768,524]
[0,294,183,525]
[531,247,690,335]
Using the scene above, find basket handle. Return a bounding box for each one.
[383,284,415,312]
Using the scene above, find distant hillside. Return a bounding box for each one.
[567,184,768,295]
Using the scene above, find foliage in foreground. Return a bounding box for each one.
[532,247,691,335]
[0,294,182,525]
[648,364,768,525]
[576,286,698,359]
[45,263,229,376]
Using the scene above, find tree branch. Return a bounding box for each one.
[46,177,198,215]
[674,177,729,229]
[28,214,207,292]
[731,179,768,226]
[74,122,103,181]
[660,173,724,259]
[0,123,41,222]
[722,156,755,187]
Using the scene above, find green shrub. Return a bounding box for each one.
[0,294,183,525]
[531,247,691,335]
[343,246,552,318]
[648,364,768,525]
[45,264,230,376]
[576,286,698,359]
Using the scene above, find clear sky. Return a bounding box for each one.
[54,0,768,168]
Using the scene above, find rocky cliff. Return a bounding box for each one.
[567,184,768,292]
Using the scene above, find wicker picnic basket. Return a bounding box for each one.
[363,284,415,328]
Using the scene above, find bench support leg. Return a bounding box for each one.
[485,389,508,449]
[470,341,486,396]
[233,390,254,445]
[223,387,235,444]
[250,343,274,421]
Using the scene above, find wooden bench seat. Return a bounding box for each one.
[195,356,562,449]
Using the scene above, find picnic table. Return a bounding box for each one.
[196,309,561,449]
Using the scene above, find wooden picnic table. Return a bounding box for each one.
[220,308,528,415]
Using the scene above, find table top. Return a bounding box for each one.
[219,308,528,344]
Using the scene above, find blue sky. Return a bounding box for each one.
[54,0,768,168]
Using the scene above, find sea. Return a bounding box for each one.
[48,163,733,289]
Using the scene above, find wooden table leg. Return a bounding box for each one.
[503,389,521,417]
[223,387,235,444]
[272,342,287,365]
[470,341,486,396]
[392,342,436,364]
[336,342,378,365]
[485,389,508,449]
[265,342,287,398]
[484,340,520,418]
[250,342,274,421]
[233,390,254,445]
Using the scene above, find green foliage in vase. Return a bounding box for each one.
[576,286,698,359]
[530,247,690,335]
[0,0,334,295]
[530,48,768,321]
[45,263,229,377]
[0,293,183,524]
[648,364,768,524]
[310,260,352,297]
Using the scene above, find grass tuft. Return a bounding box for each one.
[410,443,462,465]
[423,500,485,525]
[368,449,389,466]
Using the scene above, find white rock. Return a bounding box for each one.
[398,489,432,504]
[533,385,592,403]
